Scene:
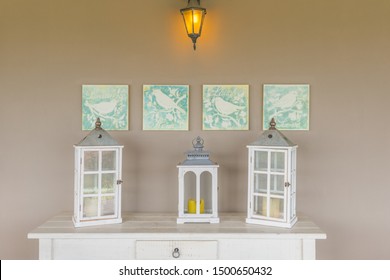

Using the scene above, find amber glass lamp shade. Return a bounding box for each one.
[180,0,206,50]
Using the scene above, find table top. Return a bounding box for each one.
[28,212,326,240]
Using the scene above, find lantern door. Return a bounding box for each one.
[249,148,289,222]
[78,148,122,222]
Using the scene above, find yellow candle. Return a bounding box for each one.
[200,199,205,214]
[187,199,205,214]
[188,199,196,214]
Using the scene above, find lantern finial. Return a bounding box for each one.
[95,118,102,129]
[269,118,276,129]
[192,136,204,151]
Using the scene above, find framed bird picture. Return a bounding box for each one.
[263,84,310,130]
[202,85,249,130]
[143,85,189,131]
[82,85,129,130]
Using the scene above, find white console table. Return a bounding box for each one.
[28,212,326,260]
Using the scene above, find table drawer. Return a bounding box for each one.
[51,239,134,260]
[135,240,218,260]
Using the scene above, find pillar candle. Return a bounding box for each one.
[200,199,205,214]
[270,198,280,218]
[187,199,205,214]
[188,199,196,214]
[262,197,281,218]
[262,197,267,216]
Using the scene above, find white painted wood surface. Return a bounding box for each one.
[28,212,326,260]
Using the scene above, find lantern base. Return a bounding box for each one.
[177,216,220,224]
[245,216,298,229]
[73,217,122,228]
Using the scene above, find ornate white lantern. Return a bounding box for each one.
[177,137,219,224]
[73,118,123,227]
[246,118,298,228]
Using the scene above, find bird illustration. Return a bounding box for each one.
[267,91,298,112]
[153,89,185,114]
[214,96,244,116]
[85,100,118,116]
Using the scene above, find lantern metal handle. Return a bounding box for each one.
[172,247,180,258]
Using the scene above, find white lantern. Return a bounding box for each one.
[177,137,219,224]
[73,118,123,227]
[246,118,298,228]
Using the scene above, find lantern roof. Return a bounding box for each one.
[248,118,297,147]
[179,136,216,166]
[76,118,120,146]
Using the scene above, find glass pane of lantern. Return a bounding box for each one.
[254,173,268,194]
[101,173,116,194]
[83,174,98,195]
[191,9,204,34]
[102,151,116,171]
[84,151,99,171]
[101,196,115,216]
[200,171,212,214]
[270,174,285,195]
[253,196,266,216]
[182,9,204,34]
[184,171,196,214]
[254,151,268,171]
[182,10,193,33]
[270,197,284,219]
[83,197,98,218]
[270,151,285,172]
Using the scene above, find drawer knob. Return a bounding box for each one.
[172,247,180,258]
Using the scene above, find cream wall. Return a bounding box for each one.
[1,0,389,259]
